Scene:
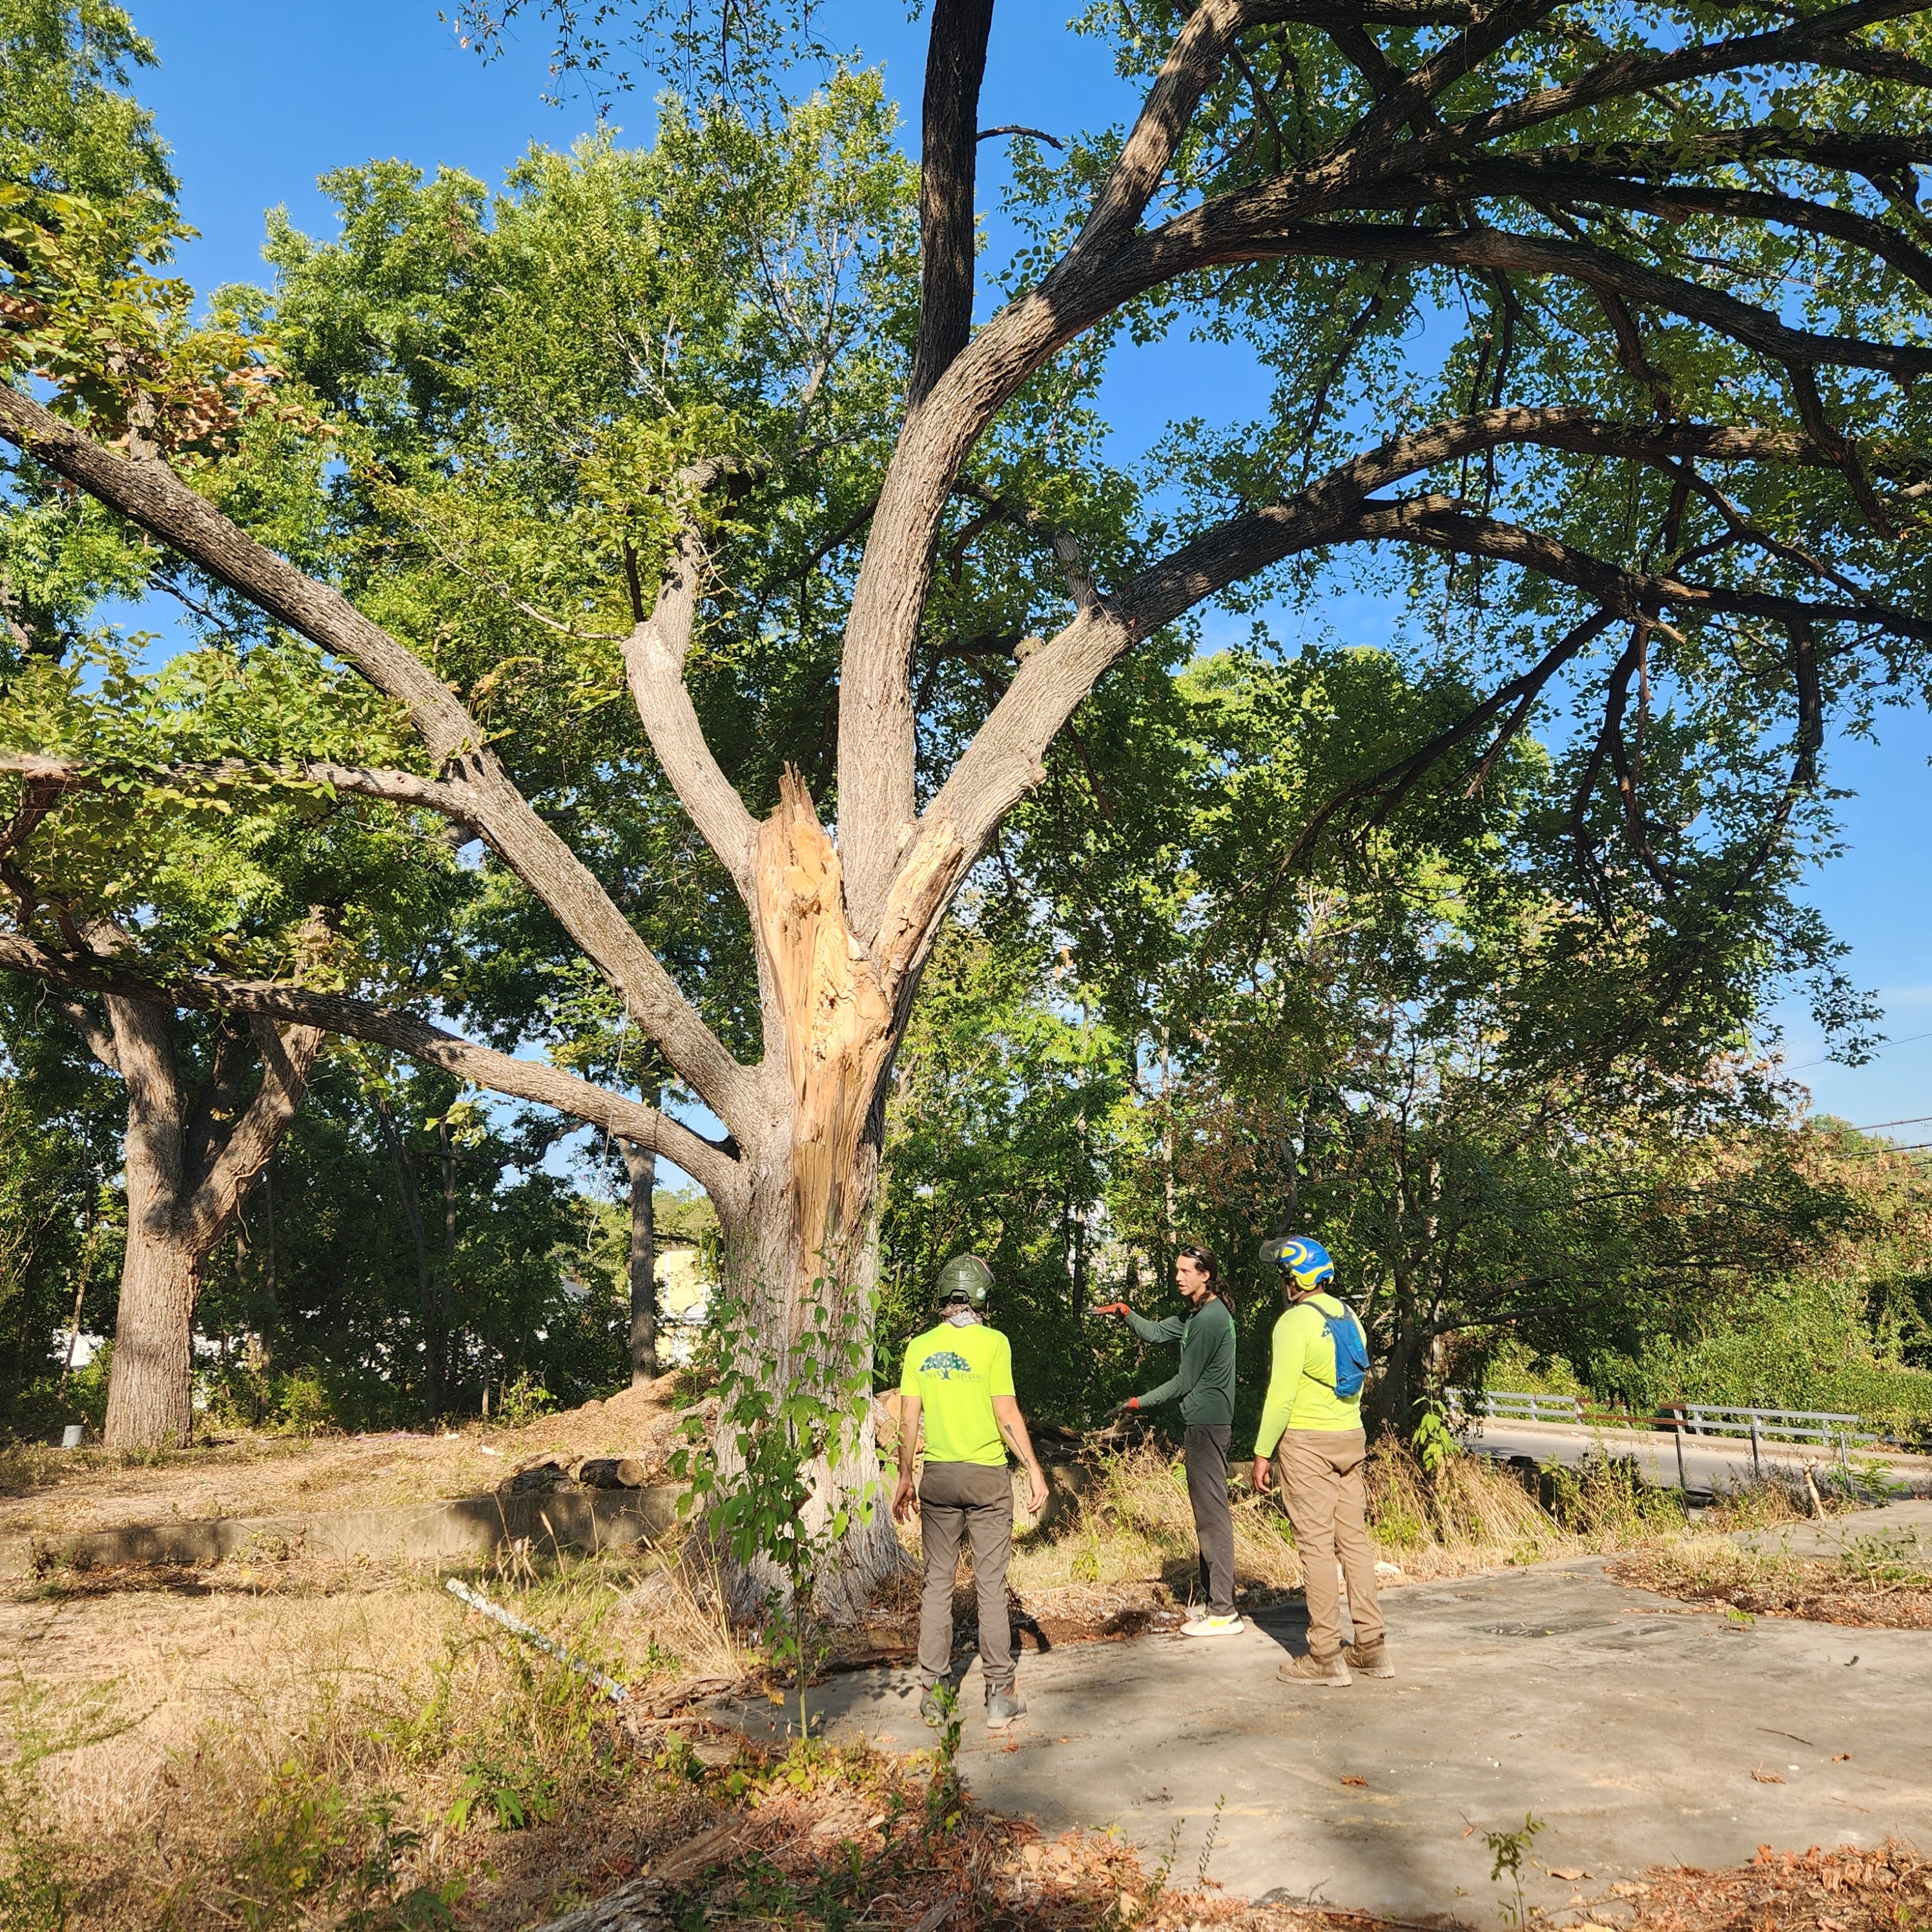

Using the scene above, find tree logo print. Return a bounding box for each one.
[920,1350,973,1381]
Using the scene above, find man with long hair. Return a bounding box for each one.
[1096,1245,1240,1635]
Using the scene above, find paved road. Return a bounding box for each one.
[710,1505,1932,1918]
[1465,1417,1932,1496]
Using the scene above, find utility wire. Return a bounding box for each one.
[1785,1027,1932,1072]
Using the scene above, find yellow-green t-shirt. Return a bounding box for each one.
[899,1317,1014,1466]
[1253,1294,1366,1457]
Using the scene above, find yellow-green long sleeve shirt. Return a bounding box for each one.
[1253,1294,1365,1456]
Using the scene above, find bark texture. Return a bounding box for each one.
[620,1136,659,1385]
[88,997,323,1449]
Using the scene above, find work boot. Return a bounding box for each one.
[1277,1650,1351,1687]
[1181,1612,1245,1638]
[985,1685,1027,1729]
[1344,1637,1394,1678]
[919,1682,954,1727]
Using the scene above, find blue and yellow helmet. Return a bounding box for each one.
[1259,1235,1335,1291]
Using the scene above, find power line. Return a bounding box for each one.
[1785,1027,1932,1072]
[1849,1114,1932,1133]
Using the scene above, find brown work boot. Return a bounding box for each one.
[1277,1650,1351,1687]
[1344,1638,1394,1679]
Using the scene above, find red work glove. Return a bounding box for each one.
[1092,1302,1131,1317]
[1113,1397,1140,1414]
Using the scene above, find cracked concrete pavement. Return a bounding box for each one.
[710,1511,1932,1918]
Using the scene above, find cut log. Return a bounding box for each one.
[577,1455,652,1489]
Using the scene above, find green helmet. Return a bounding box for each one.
[934,1253,993,1306]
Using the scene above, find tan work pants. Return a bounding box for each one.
[1275,1427,1384,1660]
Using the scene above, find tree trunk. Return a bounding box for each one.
[374,1094,439,1424]
[714,1140,908,1623]
[701,773,913,1621]
[90,994,323,1450]
[620,1136,659,1384]
[102,1218,200,1448]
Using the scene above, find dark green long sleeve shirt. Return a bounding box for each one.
[1127,1296,1236,1427]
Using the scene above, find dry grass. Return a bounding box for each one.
[1611,1521,1932,1628]
[1004,1439,1700,1609]
[0,1434,1877,1930]
[0,1529,769,1929]
[0,1382,683,1577]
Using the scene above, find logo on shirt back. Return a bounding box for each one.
[919,1349,974,1380]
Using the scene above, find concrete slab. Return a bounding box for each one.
[31,1485,681,1572]
[708,1561,1932,1918]
[1731,1496,1932,1559]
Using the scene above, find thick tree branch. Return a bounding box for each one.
[620,526,760,896]
[180,1017,325,1253]
[909,405,1913,913]
[0,384,759,1137]
[1456,0,1932,146]
[1350,496,1932,637]
[910,0,996,408]
[47,991,119,1071]
[0,752,488,830]
[0,932,746,1208]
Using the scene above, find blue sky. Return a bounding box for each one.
[121,1,1932,1136]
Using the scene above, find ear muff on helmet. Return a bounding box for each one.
[1259,1235,1335,1292]
[934,1253,993,1306]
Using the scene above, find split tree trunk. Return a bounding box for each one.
[703,772,921,1619]
[87,995,323,1449]
[620,1136,659,1384]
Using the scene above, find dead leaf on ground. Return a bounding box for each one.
[1341,1775,1368,1787]
[1752,1766,1787,1784]
[1548,1866,1589,1880]
[1833,1751,1853,1762]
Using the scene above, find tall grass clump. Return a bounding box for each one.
[1008,1437,1696,1598]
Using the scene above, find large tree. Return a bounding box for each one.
[7,0,1932,1570]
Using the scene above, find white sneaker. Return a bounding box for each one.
[1180,1612,1245,1638]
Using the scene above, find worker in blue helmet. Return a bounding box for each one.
[1250,1235,1392,1687]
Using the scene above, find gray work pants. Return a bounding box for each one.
[917,1460,1015,1692]
[1185,1424,1237,1616]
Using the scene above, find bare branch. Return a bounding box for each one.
[1279,608,1621,873]
[0,932,747,1209]
[978,125,1065,149]
[180,1018,326,1251]
[621,526,760,894]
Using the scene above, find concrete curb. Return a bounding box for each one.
[30,1483,684,1574]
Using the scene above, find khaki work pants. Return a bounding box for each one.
[917,1460,1015,1692]
[1275,1427,1384,1661]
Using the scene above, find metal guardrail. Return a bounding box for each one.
[1446,1388,1880,1482]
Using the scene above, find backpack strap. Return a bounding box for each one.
[1297,1299,1361,1391]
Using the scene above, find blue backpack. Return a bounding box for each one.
[1307,1303,1370,1401]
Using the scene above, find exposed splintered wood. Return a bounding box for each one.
[754,770,898,1293]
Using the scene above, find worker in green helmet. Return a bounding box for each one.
[892,1253,1050,1732]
